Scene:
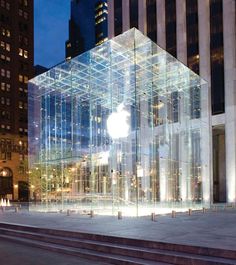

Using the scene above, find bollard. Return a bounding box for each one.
[67,209,70,216]
[90,210,94,218]
[151,212,156,221]
[118,211,122,220]
[188,209,192,216]
[15,207,18,213]
[171,210,176,218]
[202,207,206,213]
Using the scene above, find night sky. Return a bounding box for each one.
[34,0,71,68]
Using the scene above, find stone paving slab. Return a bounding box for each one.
[0,209,236,251]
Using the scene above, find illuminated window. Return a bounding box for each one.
[19,101,23,109]
[24,12,28,20]
[19,48,23,56]
[6,98,10,105]
[6,56,10,62]
[5,43,10,51]
[24,76,28,83]
[6,84,10,91]
[24,0,28,6]
[19,74,23,82]
[1,41,5,49]
[6,30,10,37]
[6,70,10,78]
[19,9,23,16]
[1,83,5,90]
[1,69,5,76]
[23,50,28,58]
[1,54,5,60]
[1,97,5,104]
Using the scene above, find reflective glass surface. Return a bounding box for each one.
[28,29,211,216]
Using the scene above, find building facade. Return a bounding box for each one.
[0,0,34,201]
[108,0,236,204]
[65,0,108,59]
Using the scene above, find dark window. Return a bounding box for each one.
[114,0,122,36]
[190,85,201,119]
[146,0,157,43]
[129,0,138,29]
[18,181,28,201]
[186,0,199,74]
[165,0,177,57]
[210,0,225,114]
[186,0,200,119]
[0,167,13,195]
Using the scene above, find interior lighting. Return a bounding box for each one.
[107,103,130,139]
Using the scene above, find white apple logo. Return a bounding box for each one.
[107,103,130,139]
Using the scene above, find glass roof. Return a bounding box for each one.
[30,28,206,108]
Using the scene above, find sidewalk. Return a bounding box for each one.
[0,208,236,251]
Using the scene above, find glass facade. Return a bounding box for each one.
[28,29,211,216]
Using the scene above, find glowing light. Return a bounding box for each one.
[107,103,130,139]
[153,101,164,110]
[137,165,144,177]
[98,151,109,165]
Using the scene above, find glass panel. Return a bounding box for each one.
[28,28,211,216]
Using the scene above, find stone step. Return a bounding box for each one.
[0,226,235,265]
[0,234,170,265]
[0,222,235,260]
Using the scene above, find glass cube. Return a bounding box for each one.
[28,29,211,216]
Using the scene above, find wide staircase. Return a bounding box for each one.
[0,222,235,265]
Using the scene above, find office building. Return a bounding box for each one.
[66,0,108,59]
[108,0,236,204]
[34,65,48,76]
[0,0,34,201]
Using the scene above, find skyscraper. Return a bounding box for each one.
[0,0,34,201]
[66,0,108,59]
[108,0,236,204]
